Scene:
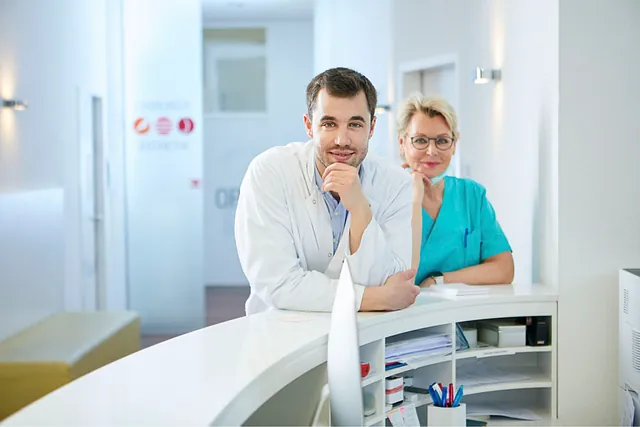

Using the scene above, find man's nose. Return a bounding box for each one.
[335,130,350,146]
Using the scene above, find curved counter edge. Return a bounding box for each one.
[1,284,558,426]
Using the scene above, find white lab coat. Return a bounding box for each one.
[235,141,413,314]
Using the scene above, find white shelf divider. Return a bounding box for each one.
[460,366,553,396]
[361,371,383,387]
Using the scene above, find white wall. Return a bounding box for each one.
[203,20,313,286]
[557,0,640,424]
[393,0,558,287]
[0,190,64,341]
[0,0,124,339]
[498,0,559,289]
[314,0,394,159]
[104,0,128,311]
[123,0,205,333]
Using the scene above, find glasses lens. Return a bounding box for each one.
[436,137,453,150]
[411,137,429,150]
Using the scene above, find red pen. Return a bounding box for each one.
[448,383,454,407]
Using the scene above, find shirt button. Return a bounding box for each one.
[312,199,316,204]
[328,253,332,258]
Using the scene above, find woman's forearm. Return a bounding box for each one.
[443,253,514,285]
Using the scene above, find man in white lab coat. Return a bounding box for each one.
[235,67,419,314]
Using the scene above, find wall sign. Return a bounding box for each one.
[134,117,150,134]
[178,117,195,134]
[156,117,172,135]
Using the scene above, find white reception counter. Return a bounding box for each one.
[1,284,558,426]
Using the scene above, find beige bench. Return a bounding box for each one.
[0,311,140,420]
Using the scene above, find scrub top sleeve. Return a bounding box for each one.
[479,188,512,261]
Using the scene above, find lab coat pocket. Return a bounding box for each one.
[463,228,482,267]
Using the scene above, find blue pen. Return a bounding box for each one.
[452,385,464,407]
[430,382,443,406]
[428,385,439,406]
[464,228,469,248]
[441,386,447,407]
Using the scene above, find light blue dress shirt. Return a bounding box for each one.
[415,176,512,285]
[314,165,363,253]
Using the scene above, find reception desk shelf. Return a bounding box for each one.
[358,296,557,427]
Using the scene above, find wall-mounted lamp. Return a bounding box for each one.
[2,99,28,111]
[375,104,391,115]
[473,67,501,84]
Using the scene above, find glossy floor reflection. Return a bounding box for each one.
[140,285,249,348]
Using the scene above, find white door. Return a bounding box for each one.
[78,89,107,310]
[400,63,460,176]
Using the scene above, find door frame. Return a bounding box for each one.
[66,87,108,312]
[396,53,461,177]
[91,95,107,310]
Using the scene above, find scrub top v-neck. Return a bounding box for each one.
[415,176,512,286]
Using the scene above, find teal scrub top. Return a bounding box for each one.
[415,176,512,285]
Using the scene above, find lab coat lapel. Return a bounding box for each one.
[303,143,332,256]
[360,162,380,219]
[304,193,332,254]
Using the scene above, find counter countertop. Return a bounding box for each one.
[2,284,557,426]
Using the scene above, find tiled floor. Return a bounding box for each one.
[140,285,250,348]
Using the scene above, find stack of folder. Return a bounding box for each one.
[384,325,470,371]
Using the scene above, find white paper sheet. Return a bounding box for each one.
[401,404,421,427]
[388,408,406,427]
[385,330,453,363]
[466,403,542,421]
[423,283,490,297]
[457,360,530,387]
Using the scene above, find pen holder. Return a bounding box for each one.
[427,403,466,426]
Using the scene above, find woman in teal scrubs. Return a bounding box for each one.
[398,94,514,287]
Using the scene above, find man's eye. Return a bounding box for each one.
[350,123,363,128]
[321,122,335,128]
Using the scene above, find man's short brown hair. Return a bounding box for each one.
[306,67,378,121]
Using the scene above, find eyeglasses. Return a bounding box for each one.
[410,135,454,151]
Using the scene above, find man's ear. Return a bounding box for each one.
[303,114,313,139]
[369,115,377,139]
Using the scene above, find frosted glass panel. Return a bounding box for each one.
[216,57,266,111]
[203,28,267,113]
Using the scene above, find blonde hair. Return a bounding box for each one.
[396,93,460,140]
